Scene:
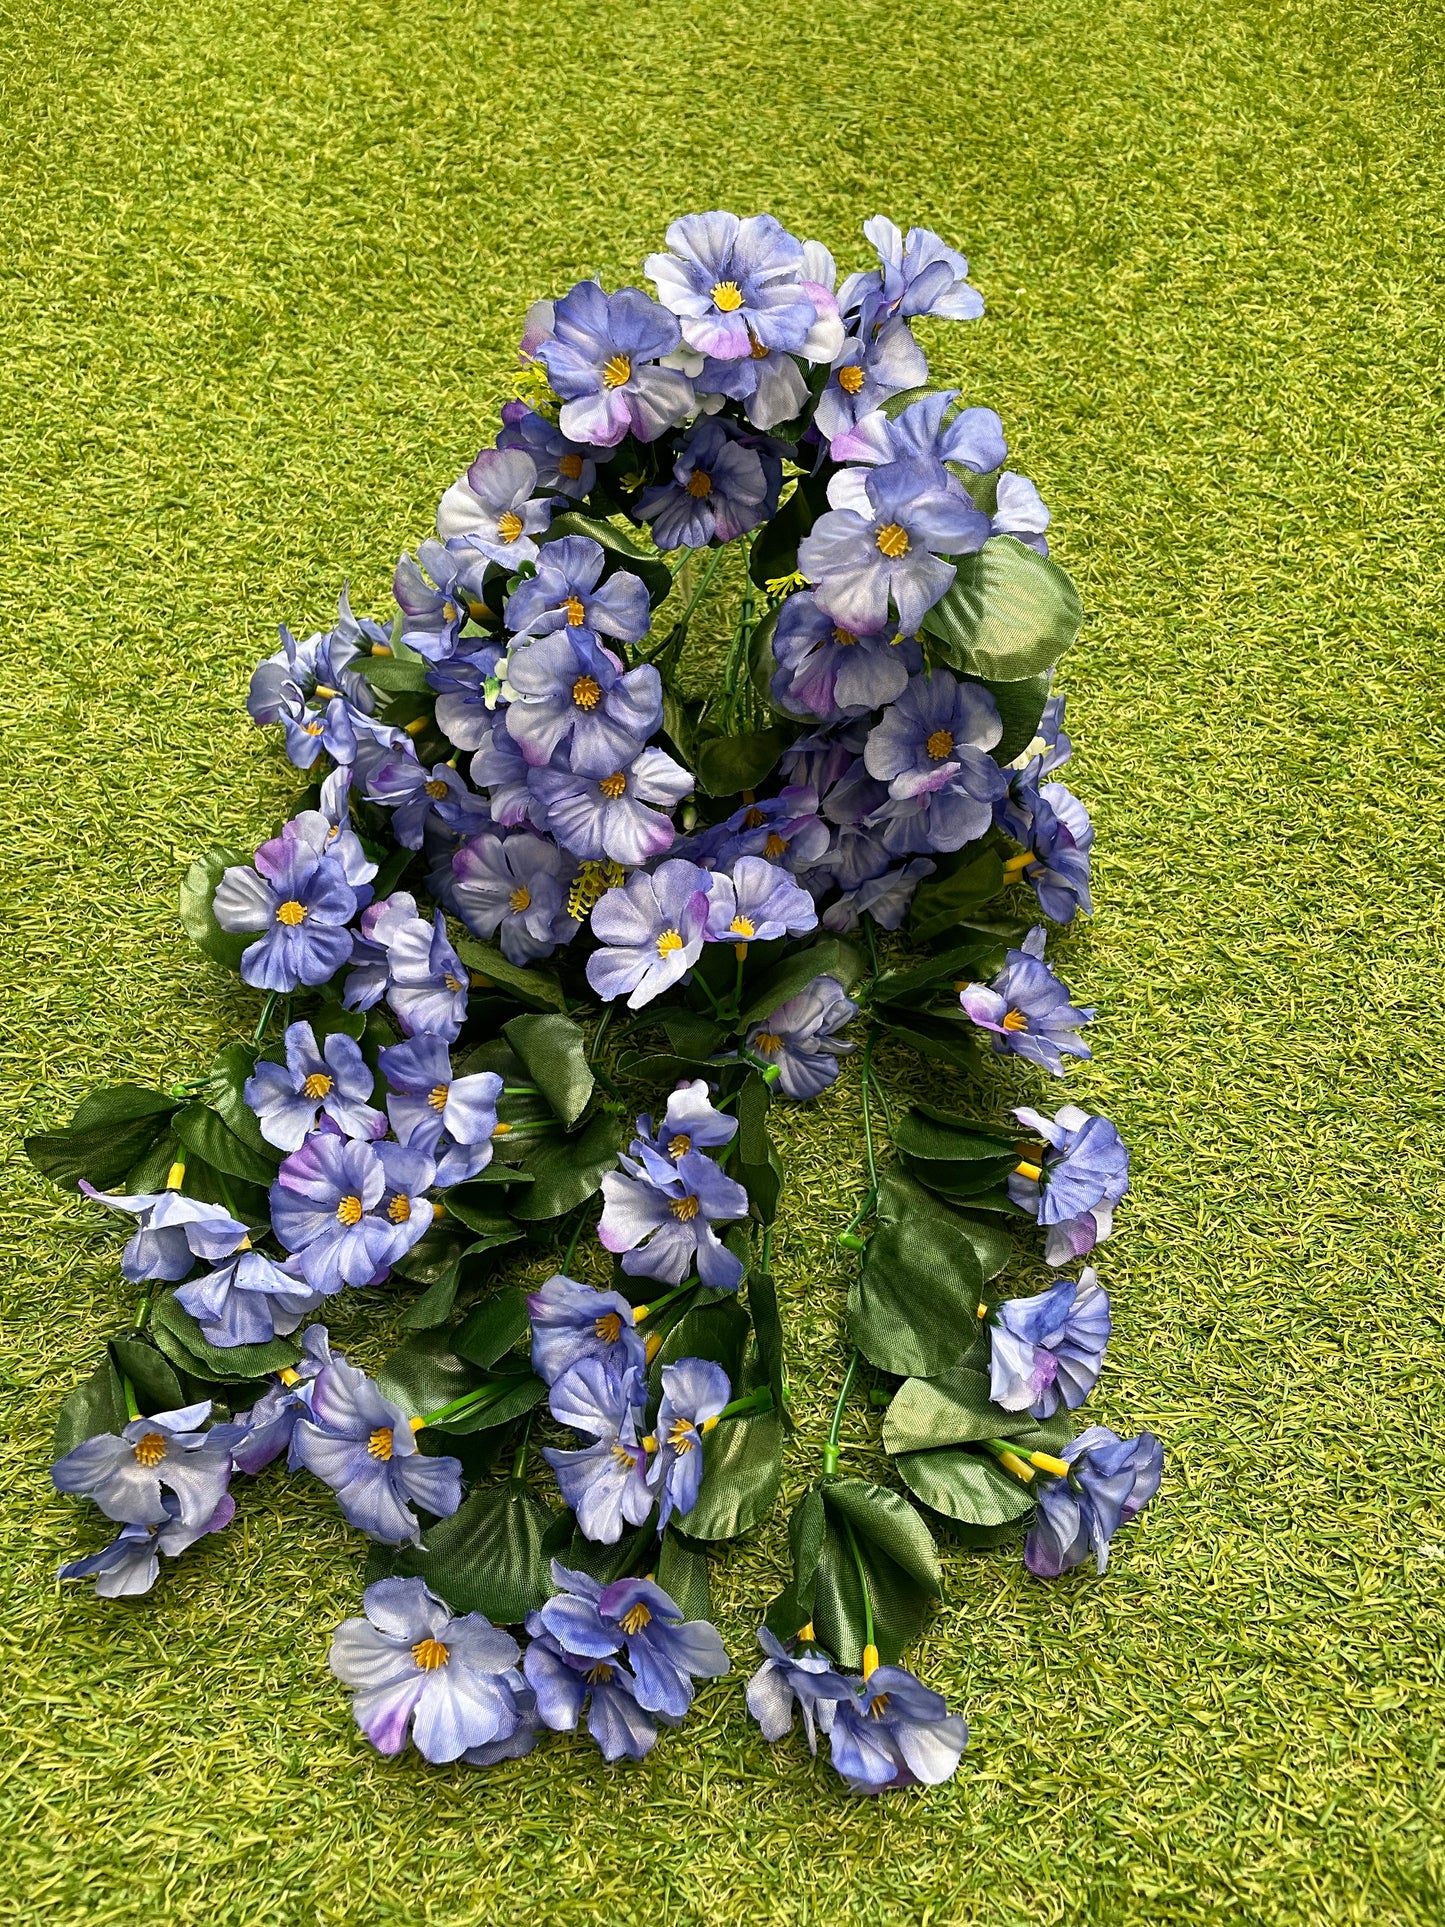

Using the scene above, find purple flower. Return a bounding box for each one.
[436,448,553,564]
[863,670,1006,854]
[541,1359,653,1543]
[269,1134,429,1292]
[813,320,929,460]
[821,859,935,933]
[647,1357,731,1528]
[692,343,808,432]
[497,401,599,500]
[329,1576,530,1763]
[637,417,772,550]
[846,390,1006,476]
[646,210,817,360]
[286,768,381,904]
[703,855,817,955]
[392,540,473,662]
[538,282,693,448]
[213,832,360,993]
[991,472,1051,553]
[798,459,989,636]
[745,975,858,1101]
[840,216,985,332]
[585,859,712,1009]
[503,630,662,776]
[450,829,579,965]
[52,1400,239,1530]
[244,1020,385,1152]
[293,1355,462,1544]
[677,786,829,874]
[771,590,921,721]
[231,1324,334,1473]
[76,1186,248,1284]
[365,754,491,851]
[175,1248,325,1349]
[352,901,472,1041]
[745,1629,854,1750]
[989,1268,1111,1417]
[376,1033,502,1188]
[522,1630,660,1763]
[532,1563,730,1718]
[428,645,507,753]
[1010,1103,1129,1265]
[469,717,549,831]
[503,535,651,646]
[58,1487,234,1599]
[529,746,692,866]
[827,1663,969,1793]
[958,926,1095,1074]
[1024,1426,1163,1578]
[598,1147,748,1290]
[278,688,405,777]
[527,1273,647,1386]
[632,1079,737,1182]
[1000,780,1094,923]
[247,610,374,727]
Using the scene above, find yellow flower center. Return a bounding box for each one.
[336,1194,365,1226]
[668,1133,691,1160]
[711,280,744,312]
[444,973,466,993]
[876,522,911,559]
[424,1084,449,1114]
[656,929,683,957]
[742,805,766,828]
[303,719,326,736]
[558,453,585,481]
[302,1072,333,1100]
[686,469,713,499]
[424,778,450,800]
[594,1312,623,1345]
[441,601,457,622]
[753,1031,782,1054]
[602,352,632,388]
[837,363,866,396]
[620,1602,654,1634]
[667,1418,697,1457]
[832,626,858,646]
[388,1195,412,1224]
[670,1194,700,1222]
[497,510,525,543]
[275,900,308,926]
[867,1692,892,1719]
[572,674,603,711]
[132,1432,167,1468]
[587,1660,616,1683]
[412,1638,449,1671]
[563,594,587,625]
[729,915,756,939]
[926,728,955,761]
[598,770,628,800]
[1002,1009,1029,1033]
[609,1443,636,1469]
[508,883,532,913]
[763,831,787,859]
[367,1427,394,1461]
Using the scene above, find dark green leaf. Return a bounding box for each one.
[747,604,784,714]
[108,1338,185,1416]
[894,1446,1038,1527]
[738,937,865,1027]
[694,728,789,799]
[361,652,432,693]
[206,1044,278,1159]
[451,932,569,1012]
[503,1013,594,1128]
[510,1112,626,1222]
[399,1266,462,1330]
[559,1522,655,1587]
[884,1367,1071,1456]
[873,1010,980,1070]
[539,511,672,607]
[453,1289,533,1369]
[812,1480,942,1667]
[909,847,1007,945]
[431,1373,546,1435]
[26,1085,179,1193]
[376,1330,482,1421]
[390,1483,557,1622]
[903,1153,1020,1199]
[893,1111,1019,1164]
[747,1270,789,1430]
[170,1104,280,1187]
[920,537,1083,682]
[970,669,1054,764]
[749,472,829,586]
[53,1356,127,1457]
[763,1486,827,1642]
[178,847,253,971]
[870,937,1009,1006]
[438,1192,520,1243]
[680,1407,783,1541]
[389,1215,474,1284]
[654,1296,750,1386]
[149,1292,301,1382]
[72,1085,179,1133]
[656,1529,712,1621]
[848,1169,984,1377]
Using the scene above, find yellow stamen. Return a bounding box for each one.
[686,469,713,499]
[563,594,586,625]
[837,363,866,396]
[508,884,533,913]
[336,1194,365,1226]
[752,1031,782,1054]
[925,728,955,761]
[497,510,525,543]
[728,915,756,938]
[314,683,340,700]
[656,928,683,957]
[644,1332,662,1364]
[1002,851,1034,881]
[132,1432,167,1468]
[587,1660,616,1683]
[367,1427,394,1461]
[275,899,308,927]
[441,602,458,623]
[999,1450,1035,1483]
[861,1642,880,1681]
[763,831,787,858]
[411,1637,449,1671]
[594,1312,623,1345]
[571,674,602,711]
[670,1195,700,1222]
[609,1443,636,1468]
[641,1434,658,1453]
[370,642,394,658]
[831,626,858,646]
[620,1602,653,1634]
[711,280,744,312]
[598,771,628,800]
[558,453,584,481]
[668,1418,697,1455]
[492,1121,512,1136]
[164,1161,187,1191]
[428,1084,450,1113]
[798,1622,815,1642]
[667,1134,691,1160]
[444,972,466,992]
[302,1072,333,1100]
[742,806,766,829]
[278,1366,302,1388]
[602,352,632,388]
[303,720,326,736]
[1030,1451,1071,1477]
[424,778,450,800]
[1001,1009,1029,1033]
[977,1302,988,1319]
[876,522,910,559]
[388,1195,412,1224]
[1014,1159,1043,1182]
[409,1415,426,1431]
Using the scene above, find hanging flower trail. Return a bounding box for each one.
[34,210,1161,1795]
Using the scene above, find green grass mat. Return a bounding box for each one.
[1,0,1441,1920]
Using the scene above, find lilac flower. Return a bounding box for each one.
[647,1357,731,1528]
[821,859,935,934]
[958,926,1095,1074]
[451,829,579,964]
[435,448,553,564]
[285,768,381,904]
[840,216,985,332]
[771,590,921,722]
[365,754,491,851]
[637,418,772,550]
[585,859,712,1009]
[527,1273,647,1386]
[691,342,809,432]
[845,390,1007,476]
[1001,780,1094,923]
[1024,1426,1163,1578]
[231,1324,334,1473]
[329,1577,530,1763]
[541,1359,653,1543]
[392,541,470,662]
[533,1563,730,1718]
[646,210,817,360]
[863,670,1006,854]
[745,975,858,1100]
[813,321,929,460]
[989,1269,1111,1417]
[76,1186,247,1284]
[269,1134,424,1292]
[244,1020,385,1152]
[377,1033,502,1187]
[247,611,374,727]
[522,1631,660,1763]
[827,1664,969,1793]
[1011,693,1073,781]
[52,1401,239,1530]
[428,644,507,753]
[503,536,650,646]
[341,891,423,1012]
[529,747,692,866]
[1010,1103,1129,1265]
[354,901,471,1041]
[469,718,548,831]
[598,1147,748,1290]
[538,281,693,448]
[292,1354,463,1544]
[59,1487,234,1599]
[991,472,1051,553]
[677,787,829,874]
[631,1079,737,1182]
[176,1248,326,1349]
[798,459,989,636]
[278,686,405,778]
[375,1143,439,1253]
[497,400,599,500]
[213,832,359,993]
[745,1629,854,1750]
[705,855,817,953]
[503,630,662,775]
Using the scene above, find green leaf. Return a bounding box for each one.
[656,1528,712,1621]
[680,1407,783,1541]
[432,1374,546,1435]
[376,1330,482,1421]
[870,937,1010,1006]
[206,1044,278,1159]
[502,1013,594,1128]
[399,1266,462,1330]
[694,728,789,799]
[108,1338,185,1415]
[539,511,673,607]
[149,1292,301,1382]
[903,1154,1020,1200]
[26,1086,180,1193]
[970,669,1054,764]
[749,472,829,586]
[170,1104,280,1187]
[746,604,784,714]
[872,1012,979,1071]
[509,1112,626,1222]
[54,1356,127,1456]
[71,1085,179,1133]
[747,1270,789,1430]
[848,1169,984,1377]
[909,847,1007,945]
[813,1480,942,1667]
[451,932,569,1012]
[894,1446,1038,1527]
[559,1522,655,1588]
[390,1483,557,1622]
[920,537,1083,682]
[361,652,432,693]
[453,1289,533,1369]
[738,937,865,1027]
[654,1297,750,1386]
[763,1486,827,1642]
[732,1074,782,1224]
[884,1368,1072,1456]
[892,1110,1018,1164]
[178,847,253,971]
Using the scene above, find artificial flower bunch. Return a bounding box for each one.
[35,211,1161,1795]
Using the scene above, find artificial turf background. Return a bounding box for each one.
[3,0,1442,1920]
